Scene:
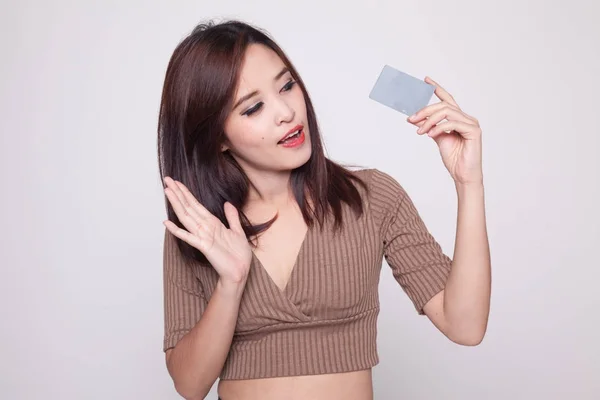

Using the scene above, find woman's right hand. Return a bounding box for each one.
[163,177,252,286]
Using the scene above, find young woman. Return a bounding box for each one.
[158,19,490,400]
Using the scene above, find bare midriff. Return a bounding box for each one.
[217,368,373,400]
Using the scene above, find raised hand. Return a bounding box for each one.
[407,76,483,186]
[162,177,252,285]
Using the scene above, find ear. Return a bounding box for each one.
[221,132,231,152]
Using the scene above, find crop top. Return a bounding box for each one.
[162,168,452,380]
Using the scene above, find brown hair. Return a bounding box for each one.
[157,19,368,264]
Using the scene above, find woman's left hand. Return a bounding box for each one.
[407,77,483,186]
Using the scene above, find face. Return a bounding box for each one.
[222,43,311,175]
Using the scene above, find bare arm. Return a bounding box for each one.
[405,77,490,346]
[166,279,245,400]
[424,182,491,345]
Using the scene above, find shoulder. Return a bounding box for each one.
[347,167,407,205]
[345,168,414,233]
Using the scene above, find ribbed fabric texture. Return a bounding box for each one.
[163,168,452,380]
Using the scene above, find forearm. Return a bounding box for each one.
[444,181,491,344]
[166,279,245,400]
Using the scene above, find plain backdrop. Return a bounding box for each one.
[1,0,599,399]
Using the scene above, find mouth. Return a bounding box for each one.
[278,124,304,144]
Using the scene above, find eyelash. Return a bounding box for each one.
[243,80,297,116]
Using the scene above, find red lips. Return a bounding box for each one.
[279,124,304,143]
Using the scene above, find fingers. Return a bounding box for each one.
[407,101,459,124]
[415,106,474,135]
[172,180,214,220]
[424,77,479,122]
[424,76,460,109]
[164,186,203,236]
[405,77,479,140]
[164,177,207,235]
[224,202,244,235]
[163,177,242,239]
[427,120,481,140]
[163,219,205,251]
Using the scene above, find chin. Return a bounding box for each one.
[276,150,310,172]
[294,145,313,168]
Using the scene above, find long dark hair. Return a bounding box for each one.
[157,19,368,264]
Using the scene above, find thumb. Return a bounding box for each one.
[224,202,244,235]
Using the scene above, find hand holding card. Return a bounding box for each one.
[368,68,484,185]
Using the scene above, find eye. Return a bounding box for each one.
[243,102,263,116]
[241,80,296,117]
[282,80,296,92]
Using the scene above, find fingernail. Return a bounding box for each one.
[409,114,417,120]
[417,127,423,133]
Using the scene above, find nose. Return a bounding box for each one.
[274,97,295,125]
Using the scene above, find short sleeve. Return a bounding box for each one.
[163,228,208,351]
[368,169,452,314]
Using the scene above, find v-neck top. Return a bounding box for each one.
[250,218,310,294]
[162,168,452,380]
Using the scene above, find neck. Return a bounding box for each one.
[245,168,295,209]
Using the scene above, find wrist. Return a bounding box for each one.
[216,277,247,299]
[455,179,484,192]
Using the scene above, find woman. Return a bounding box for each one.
[158,19,490,400]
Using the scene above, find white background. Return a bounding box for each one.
[1,0,599,399]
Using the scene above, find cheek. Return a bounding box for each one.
[242,129,268,147]
[293,90,307,113]
[226,121,270,152]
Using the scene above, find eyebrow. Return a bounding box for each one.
[233,66,291,110]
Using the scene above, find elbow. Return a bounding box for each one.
[167,358,210,400]
[441,310,488,346]
[442,318,487,346]
[449,328,486,346]
[453,333,484,346]
[173,381,209,400]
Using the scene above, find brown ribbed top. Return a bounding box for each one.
[162,168,452,380]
